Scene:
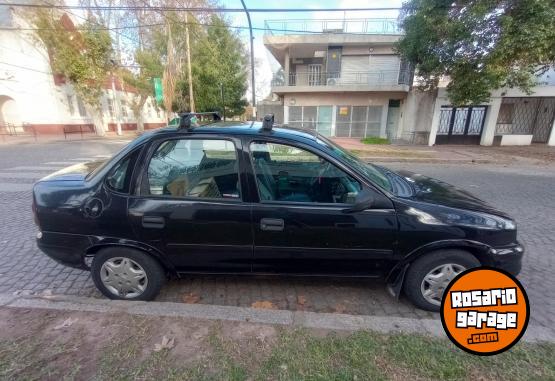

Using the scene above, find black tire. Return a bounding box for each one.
[91,247,166,301]
[403,249,480,311]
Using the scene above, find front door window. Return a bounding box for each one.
[250,141,361,204]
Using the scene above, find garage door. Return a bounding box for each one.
[340,56,369,84]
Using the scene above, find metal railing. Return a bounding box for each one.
[264,18,403,36]
[0,123,37,141]
[271,70,410,87]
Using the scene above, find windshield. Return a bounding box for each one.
[315,135,392,192]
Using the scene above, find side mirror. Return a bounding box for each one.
[342,189,375,214]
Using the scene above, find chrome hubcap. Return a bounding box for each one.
[421,263,466,306]
[100,257,148,298]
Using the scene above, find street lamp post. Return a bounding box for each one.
[240,0,256,120]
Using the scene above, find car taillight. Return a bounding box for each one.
[32,198,40,227]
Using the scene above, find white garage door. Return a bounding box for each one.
[340,56,369,84]
[370,55,400,85]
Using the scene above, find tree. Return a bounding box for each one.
[396,0,555,105]
[177,15,248,117]
[32,10,114,134]
[120,50,163,131]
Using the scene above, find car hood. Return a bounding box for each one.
[394,170,510,218]
[39,160,107,182]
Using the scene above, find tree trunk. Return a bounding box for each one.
[134,95,148,133]
[85,104,106,136]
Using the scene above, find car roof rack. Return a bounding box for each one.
[178,112,222,130]
[261,114,274,131]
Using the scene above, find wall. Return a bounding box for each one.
[0,9,167,135]
[396,90,436,142]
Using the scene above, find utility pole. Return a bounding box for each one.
[111,73,122,136]
[185,12,195,112]
[240,0,256,120]
[220,83,225,121]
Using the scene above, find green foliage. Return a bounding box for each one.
[361,137,390,145]
[32,10,114,108]
[396,0,555,105]
[177,15,248,117]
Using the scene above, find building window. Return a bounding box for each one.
[121,100,128,118]
[66,95,75,116]
[107,98,115,117]
[77,98,87,117]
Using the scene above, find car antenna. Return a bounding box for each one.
[261,114,274,131]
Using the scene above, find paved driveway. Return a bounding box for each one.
[0,140,553,335]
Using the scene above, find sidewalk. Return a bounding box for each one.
[0,131,137,145]
[332,138,555,165]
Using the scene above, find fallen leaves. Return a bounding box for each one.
[182,292,200,304]
[154,336,175,352]
[296,295,307,310]
[333,304,347,314]
[251,301,277,310]
[53,318,78,330]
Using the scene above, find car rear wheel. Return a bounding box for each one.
[91,247,166,301]
[403,249,481,311]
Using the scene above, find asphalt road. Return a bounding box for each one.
[0,138,553,336]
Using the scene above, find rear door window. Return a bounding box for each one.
[146,139,240,199]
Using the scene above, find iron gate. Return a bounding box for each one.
[436,106,487,144]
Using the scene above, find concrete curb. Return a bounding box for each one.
[1,293,552,343]
[360,157,500,165]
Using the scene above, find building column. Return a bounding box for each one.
[284,105,289,124]
[480,97,502,146]
[548,117,555,146]
[284,48,290,85]
[428,96,443,146]
[331,105,337,136]
[379,105,388,138]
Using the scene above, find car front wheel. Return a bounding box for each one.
[403,249,481,311]
[91,247,166,301]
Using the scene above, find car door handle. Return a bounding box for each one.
[260,218,284,231]
[142,216,165,229]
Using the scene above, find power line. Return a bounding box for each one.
[0,61,52,74]
[1,3,408,12]
[0,21,401,36]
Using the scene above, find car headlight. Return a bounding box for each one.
[439,210,516,230]
[408,205,516,230]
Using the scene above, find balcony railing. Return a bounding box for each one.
[264,18,403,36]
[271,70,411,87]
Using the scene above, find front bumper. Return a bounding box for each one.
[488,242,524,276]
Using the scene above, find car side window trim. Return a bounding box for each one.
[246,138,383,207]
[137,135,245,203]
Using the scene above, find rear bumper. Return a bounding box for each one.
[36,231,91,270]
[488,242,524,276]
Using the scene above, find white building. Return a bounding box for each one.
[0,4,166,136]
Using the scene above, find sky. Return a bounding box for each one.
[222,0,404,101]
[67,0,404,103]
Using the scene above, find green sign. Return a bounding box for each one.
[153,77,163,104]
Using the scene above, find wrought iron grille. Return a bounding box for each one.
[495,97,555,143]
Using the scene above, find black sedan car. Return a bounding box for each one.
[32,118,523,311]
